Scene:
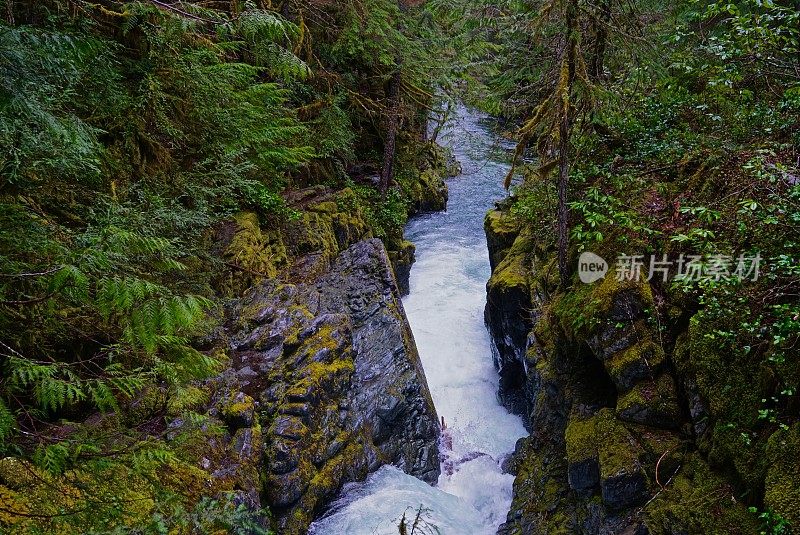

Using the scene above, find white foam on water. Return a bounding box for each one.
[309,465,487,535]
[309,106,526,535]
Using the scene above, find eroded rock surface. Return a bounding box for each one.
[224,238,440,534]
[485,205,760,535]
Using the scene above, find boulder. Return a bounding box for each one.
[226,238,440,534]
[595,410,648,510]
[616,374,682,430]
[565,415,600,495]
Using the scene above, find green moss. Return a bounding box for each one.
[595,409,640,480]
[403,168,447,212]
[167,384,209,417]
[628,425,684,470]
[552,274,655,341]
[307,438,366,499]
[487,231,532,291]
[764,423,800,526]
[486,209,522,237]
[509,438,573,534]
[308,200,339,214]
[706,420,767,491]
[565,415,597,464]
[294,211,339,258]
[642,453,758,535]
[686,315,761,424]
[681,314,769,491]
[529,255,559,303]
[122,386,167,427]
[531,310,556,356]
[298,358,354,384]
[220,392,255,420]
[616,373,680,428]
[227,211,287,278]
[606,339,665,388]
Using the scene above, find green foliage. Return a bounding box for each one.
[511,167,557,242]
[0,1,321,530]
[748,507,792,535]
[0,24,113,187]
[127,494,272,535]
[1,0,451,531]
[475,2,798,527]
[338,182,408,244]
[569,180,660,251]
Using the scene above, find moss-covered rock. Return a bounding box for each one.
[565,414,600,495]
[485,194,779,534]
[558,273,655,346]
[642,453,758,535]
[764,423,800,526]
[485,228,536,415]
[218,391,256,430]
[606,338,666,392]
[682,314,762,429]
[396,140,456,215]
[485,207,522,271]
[673,313,770,492]
[399,168,448,214]
[616,373,681,429]
[595,409,648,510]
[220,211,288,295]
[503,437,575,535]
[228,238,439,534]
[166,384,209,417]
[388,239,415,296]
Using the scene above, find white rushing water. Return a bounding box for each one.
[309,105,527,534]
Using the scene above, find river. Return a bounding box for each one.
[309,105,527,534]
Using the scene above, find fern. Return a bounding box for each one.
[131,442,177,471]
[87,380,118,412]
[238,9,300,43]
[35,375,86,412]
[0,398,15,442]
[34,443,71,475]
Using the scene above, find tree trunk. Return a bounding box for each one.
[590,0,611,80]
[430,100,451,144]
[557,0,578,284]
[380,67,401,196]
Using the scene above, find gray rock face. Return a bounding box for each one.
[225,238,440,534]
[485,211,689,535]
[483,209,534,421]
[568,457,601,495]
[313,239,441,482]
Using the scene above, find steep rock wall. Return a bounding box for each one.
[485,206,764,535]
[221,239,440,533]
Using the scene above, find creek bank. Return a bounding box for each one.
[221,238,440,533]
[483,203,785,534]
[167,141,456,534]
[308,102,528,535]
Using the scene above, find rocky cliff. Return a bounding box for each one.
[158,169,450,533]
[219,238,440,533]
[184,142,455,533]
[484,205,787,534]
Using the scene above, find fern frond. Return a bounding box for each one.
[0,399,15,442]
[88,381,118,412]
[34,443,70,475]
[131,443,176,470]
[238,9,300,43]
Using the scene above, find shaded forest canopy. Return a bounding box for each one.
[0,0,799,533]
[0,0,451,531]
